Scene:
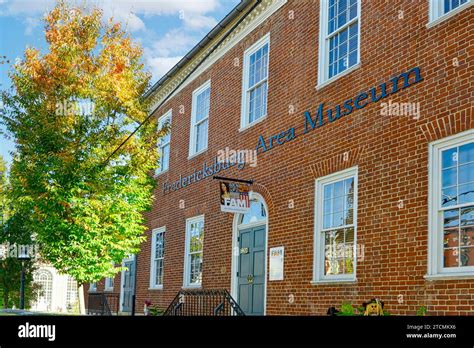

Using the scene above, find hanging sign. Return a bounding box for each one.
[219,180,250,213]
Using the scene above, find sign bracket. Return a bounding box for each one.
[213,176,254,185]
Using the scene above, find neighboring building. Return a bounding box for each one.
[87,0,474,315]
[31,263,79,313]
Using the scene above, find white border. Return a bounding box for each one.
[312,166,358,284]
[231,192,269,315]
[426,129,474,279]
[240,32,271,131]
[183,215,205,289]
[149,227,166,290]
[427,0,473,28]
[189,80,211,159]
[317,0,361,88]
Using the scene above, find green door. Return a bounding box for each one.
[238,226,266,315]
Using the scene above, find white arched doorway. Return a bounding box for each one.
[231,193,268,315]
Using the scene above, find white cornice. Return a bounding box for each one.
[147,0,287,114]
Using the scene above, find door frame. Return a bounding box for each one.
[119,254,135,313]
[230,192,268,315]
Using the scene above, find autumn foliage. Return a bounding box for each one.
[1,1,158,283]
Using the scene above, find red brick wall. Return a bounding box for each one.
[105,0,474,315]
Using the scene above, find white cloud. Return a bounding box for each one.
[0,0,55,16]
[147,55,182,81]
[181,13,217,30]
[150,29,198,57]
[24,16,40,35]
[0,0,232,80]
[0,0,222,30]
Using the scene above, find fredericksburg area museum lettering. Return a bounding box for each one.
[162,67,422,195]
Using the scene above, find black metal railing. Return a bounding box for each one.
[87,293,120,316]
[163,289,245,316]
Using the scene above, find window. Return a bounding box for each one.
[428,130,474,278]
[66,277,78,310]
[241,34,270,129]
[239,199,267,225]
[313,167,358,283]
[105,277,114,291]
[184,215,204,287]
[318,0,360,86]
[89,282,97,292]
[34,270,53,311]
[189,81,211,157]
[150,227,165,289]
[156,110,172,174]
[429,0,472,25]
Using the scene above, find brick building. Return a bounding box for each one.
[86,0,474,315]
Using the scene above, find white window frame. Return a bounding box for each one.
[189,80,211,158]
[317,0,361,88]
[428,0,473,27]
[156,110,172,175]
[149,227,166,290]
[312,166,358,283]
[89,282,97,292]
[183,215,204,288]
[427,129,474,279]
[240,33,271,131]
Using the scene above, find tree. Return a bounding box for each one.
[0,1,158,284]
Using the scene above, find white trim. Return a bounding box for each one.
[427,0,473,28]
[149,227,166,290]
[316,63,361,90]
[427,129,474,278]
[231,193,269,315]
[119,255,135,313]
[183,215,205,288]
[104,277,114,292]
[424,273,474,281]
[156,109,172,175]
[189,80,211,158]
[240,33,271,131]
[312,166,358,284]
[317,0,361,87]
[310,279,357,285]
[88,282,97,293]
[104,281,113,292]
[238,115,267,133]
[150,0,288,110]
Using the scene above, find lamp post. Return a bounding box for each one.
[17,245,31,310]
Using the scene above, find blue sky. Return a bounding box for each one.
[0,0,240,167]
